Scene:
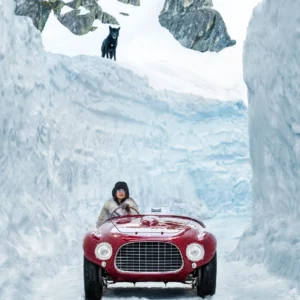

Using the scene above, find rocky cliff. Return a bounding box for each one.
[159,0,236,53]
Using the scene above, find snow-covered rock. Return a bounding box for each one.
[14,0,119,34]
[235,0,300,285]
[97,5,119,25]
[56,0,100,35]
[78,5,90,15]
[159,0,236,53]
[60,5,73,15]
[14,0,52,31]
[56,1,119,35]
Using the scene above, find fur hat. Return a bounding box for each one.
[112,181,130,199]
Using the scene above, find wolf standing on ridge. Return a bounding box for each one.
[101,26,120,61]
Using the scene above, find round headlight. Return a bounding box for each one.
[186,243,205,262]
[95,243,112,260]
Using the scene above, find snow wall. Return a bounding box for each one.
[236,0,300,285]
[0,0,249,298]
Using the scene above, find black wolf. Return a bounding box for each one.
[101,26,120,61]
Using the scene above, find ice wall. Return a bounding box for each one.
[0,0,249,298]
[236,0,300,284]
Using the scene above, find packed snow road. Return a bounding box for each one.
[32,217,298,300]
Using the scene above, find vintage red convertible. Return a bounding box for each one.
[83,207,217,299]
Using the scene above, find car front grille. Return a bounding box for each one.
[115,242,183,273]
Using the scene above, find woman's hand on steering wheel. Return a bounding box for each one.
[120,202,130,212]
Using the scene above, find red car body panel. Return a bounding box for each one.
[83,215,217,283]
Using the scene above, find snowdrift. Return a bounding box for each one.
[42,0,260,101]
[236,0,300,284]
[1,0,249,298]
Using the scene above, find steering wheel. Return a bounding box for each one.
[109,206,140,218]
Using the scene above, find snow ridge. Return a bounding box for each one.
[236,0,300,285]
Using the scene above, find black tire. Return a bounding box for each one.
[197,252,217,298]
[84,256,103,300]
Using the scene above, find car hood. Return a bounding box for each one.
[110,216,194,237]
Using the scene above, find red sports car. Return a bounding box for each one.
[83,207,217,299]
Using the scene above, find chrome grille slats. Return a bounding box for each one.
[115,242,183,273]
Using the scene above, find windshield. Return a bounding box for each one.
[109,203,207,224]
[134,204,206,221]
[137,206,171,214]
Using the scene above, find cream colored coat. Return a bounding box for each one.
[96,197,138,228]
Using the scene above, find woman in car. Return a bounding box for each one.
[96,181,138,228]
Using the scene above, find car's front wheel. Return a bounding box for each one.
[197,252,217,298]
[84,256,103,300]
